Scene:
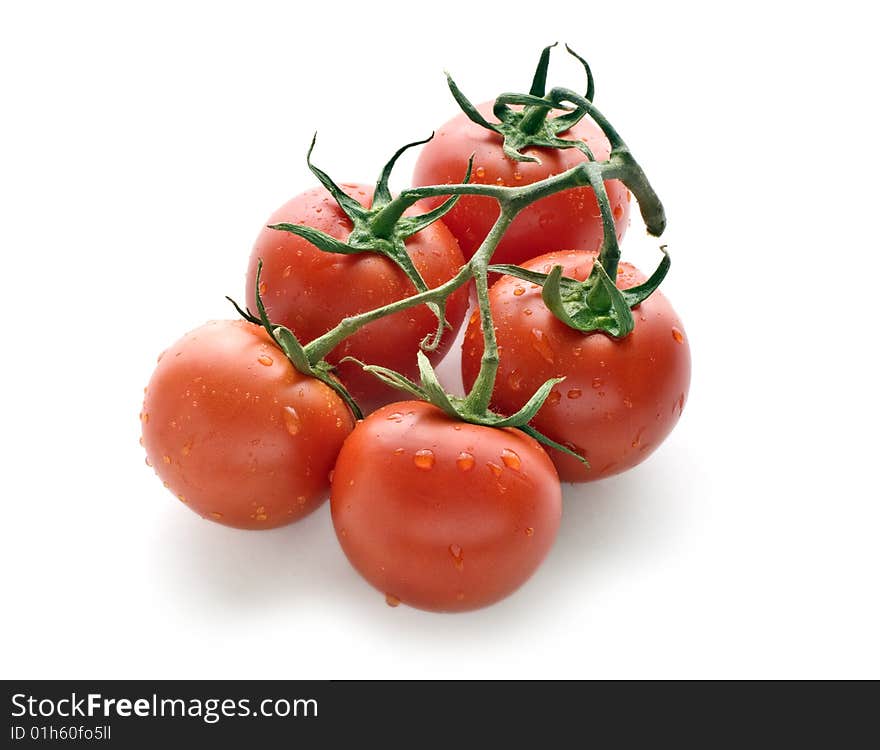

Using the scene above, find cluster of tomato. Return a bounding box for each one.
[141,46,691,612]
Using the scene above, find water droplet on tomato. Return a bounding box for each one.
[592,377,602,389]
[385,593,400,607]
[567,388,582,400]
[523,308,533,316]
[283,406,301,435]
[613,204,623,220]
[448,544,464,571]
[259,282,267,296]
[525,527,535,537]
[501,449,521,471]
[475,166,486,179]
[623,397,633,409]
[530,328,555,364]
[487,462,503,477]
[538,213,554,228]
[209,512,223,520]
[181,441,192,456]
[547,390,561,406]
[177,494,187,503]
[672,327,684,343]
[495,176,505,185]
[144,456,152,467]
[162,455,171,464]
[513,286,525,296]
[393,448,405,455]
[258,355,273,366]
[457,452,475,471]
[140,412,149,424]
[282,265,292,278]
[513,171,523,181]
[413,449,435,470]
[387,412,404,422]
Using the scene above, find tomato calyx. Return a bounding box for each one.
[267,135,472,352]
[343,351,589,466]
[227,260,364,420]
[489,246,670,338]
[445,43,598,164]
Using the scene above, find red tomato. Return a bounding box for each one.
[331,401,562,612]
[461,251,691,481]
[246,184,469,413]
[412,102,630,265]
[141,320,354,529]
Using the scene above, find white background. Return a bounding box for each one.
[2,1,878,679]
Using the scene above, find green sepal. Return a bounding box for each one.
[339,357,427,401]
[445,44,598,163]
[374,134,435,205]
[621,246,671,307]
[520,424,590,468]
[529,42,557,96]
[226,259,363,420]
[415,351,461,419]
[397,155,473,239]
[305,134,365,221]
[490,377,564,428]
[488,247,672,339]
[345,356,585,468]
[267,222,359,255]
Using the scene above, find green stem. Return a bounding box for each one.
[584,162,620,278]
[462,210,515,414]
[304,265,473,363]
[519,104,552,135]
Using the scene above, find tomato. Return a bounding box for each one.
[330,401,562,612]
[141,320,354,529]
[461,251,691,482]
[412,102,630,265]
[246,184,469,413]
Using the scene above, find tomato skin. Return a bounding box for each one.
[330,401,562,612]
[246,184,469,413]
[412,102,630,265]
[141,320,354,529]
[461,251,691,482]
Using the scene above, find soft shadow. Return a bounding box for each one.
[151,500,359,616]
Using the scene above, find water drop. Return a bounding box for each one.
[162,455,171,464]
[181,442,192,456]
[282,265,292,278]
[525,527,535,537]
[530,328,555,364]
[592,377,602,389]
[457,452,475,471]
[475,166,486,179]
[385,593,401,607]
[547,390,561,406]
[672,327,684,343]
[258,355,273,366]
[259,282,267,296]
[487,462,503,477]
[567,388,582,400]
[144,456,152,467]
[623,397,633,409]
[501,449,521,471]
[209,512,223,520]
[283,406,301,435]
[386,412,404,422]
[393,448,405,455]
[413,449,435,470]
[513,286,525,296]
[448,544,464,571]
[513,171,523,181]
[523,308,533,316]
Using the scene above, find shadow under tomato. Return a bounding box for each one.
[151,499,355,615]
